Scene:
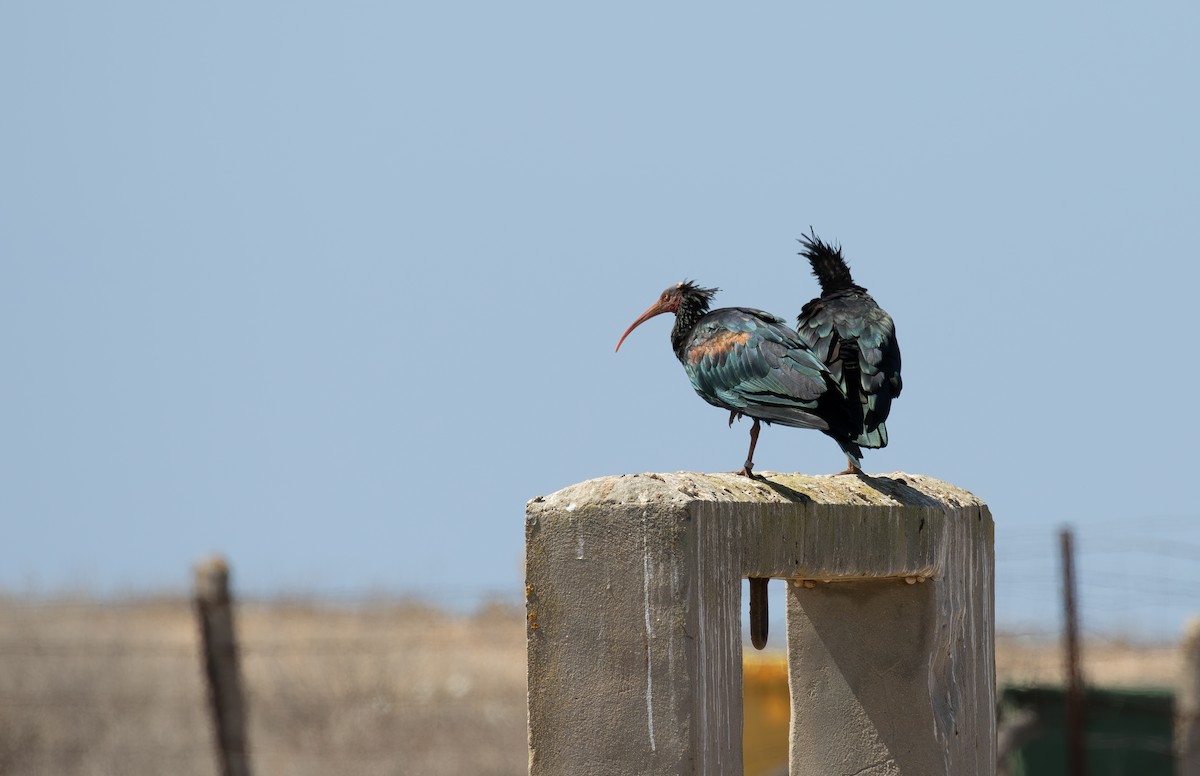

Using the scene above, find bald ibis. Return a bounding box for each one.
[795,232,902,475]
[615,281,858,477]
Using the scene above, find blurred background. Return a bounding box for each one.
[3,2,1198,774]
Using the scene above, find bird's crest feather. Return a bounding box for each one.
[677,280,719,307]
[798,229,859,294]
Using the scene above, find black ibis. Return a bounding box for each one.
[795,232,903,475]
[614,281,858,477]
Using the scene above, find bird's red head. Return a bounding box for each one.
[614,283,690,353]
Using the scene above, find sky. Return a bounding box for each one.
[2,2,1199,638]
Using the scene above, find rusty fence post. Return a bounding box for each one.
[1059,527,1087,776]
[195,556,253,776]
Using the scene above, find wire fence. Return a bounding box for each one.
[0,587,529,776]
[1,517,1198,776]
[992,518,1200,703]
[997,517,1200,640]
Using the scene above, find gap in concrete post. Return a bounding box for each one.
[526,471,993,776]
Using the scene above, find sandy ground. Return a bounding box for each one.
[996,630,1181,690]
[0,596,1183,775]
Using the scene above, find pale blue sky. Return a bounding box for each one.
[3,3,1198,636]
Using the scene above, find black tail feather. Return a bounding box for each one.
[837,439,863,468]
[798,229,857,294]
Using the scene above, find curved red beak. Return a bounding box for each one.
[615,298,673,352]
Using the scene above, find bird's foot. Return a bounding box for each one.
[835,463,865,476]
[736,461,759,479]
[727,410,743,428]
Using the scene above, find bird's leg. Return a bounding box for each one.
[727,410,743,428]
[737,418,761,478]
[836,456,865,476]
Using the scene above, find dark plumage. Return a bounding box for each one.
[615,281,859,477]
[795,232,903,473]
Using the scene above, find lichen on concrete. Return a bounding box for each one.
[528,471,984,513]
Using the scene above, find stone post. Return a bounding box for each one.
[525,471,993,776]
[1178,619,1200,776]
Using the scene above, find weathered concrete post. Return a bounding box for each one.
[525,471,993,776]
[1178,619,1200,775]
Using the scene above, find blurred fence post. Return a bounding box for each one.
[195,556,252,776]
[1060,528,1087,776]
[1179,619,1200,776]
[525,471,994,776]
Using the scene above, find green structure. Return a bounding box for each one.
[1000,685,1174,775]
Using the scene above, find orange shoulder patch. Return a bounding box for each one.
[689,330,751,364]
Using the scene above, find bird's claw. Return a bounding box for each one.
[736,462,758,479]
[727,410,743,428]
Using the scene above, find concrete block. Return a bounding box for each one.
[525,471,993,776]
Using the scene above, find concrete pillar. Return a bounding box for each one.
[1178,619,1200,775]
[525,471,994,776]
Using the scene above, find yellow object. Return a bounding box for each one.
[742,654,790,776]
